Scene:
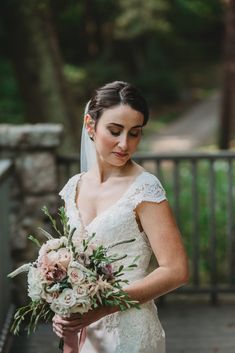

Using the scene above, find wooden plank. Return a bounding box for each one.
[159,299,235,353]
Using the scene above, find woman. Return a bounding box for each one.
[53,81,189,353]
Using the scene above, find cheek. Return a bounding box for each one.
[130,136,141,150]
[95,129,116,149]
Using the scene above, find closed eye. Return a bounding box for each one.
[109,128,142,137]
[110,130,121,136]
[129,131,141,137]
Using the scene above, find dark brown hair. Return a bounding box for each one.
[87,81,149,126]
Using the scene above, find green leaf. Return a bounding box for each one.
[28,235,41,248]
[38,227,53,240]
[42,205,62,237]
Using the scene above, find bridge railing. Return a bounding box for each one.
[57,151,235,304]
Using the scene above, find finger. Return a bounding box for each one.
[53,322,62,330]
[68,313,83,320]
[53,322,64,334]
[59,319,83,327]
[53,326,63,338]
[53,314,61,321]
[53,325,63,337]
[53,320,82,334]
[63,326,82,333]
[54,330,63,338]
[52,316,61,324]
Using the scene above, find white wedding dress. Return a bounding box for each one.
[59,170,166,353]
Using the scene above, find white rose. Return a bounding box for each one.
[46,238,63,251]
[50,301,70,316]
[38,239,62,261]
[46,250,60,264]
[57,248,71,268]
[70,287,91,314]
[67,267,85,285]
[27,267,44,301]
[39,237,68,254]
[38,243,48,259]
[41,284,60,304]
[70,301,91,314]
[46,283,61,293]
[45,248,71,267]
[54,288,77,310]
[50,287,80,316]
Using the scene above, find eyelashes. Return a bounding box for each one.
[109,130,141,138]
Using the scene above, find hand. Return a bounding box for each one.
[52,307,108,337]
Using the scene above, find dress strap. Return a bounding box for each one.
[59,173,82,206]
[127,172,167,209]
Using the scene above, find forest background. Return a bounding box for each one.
[0,0,231,152]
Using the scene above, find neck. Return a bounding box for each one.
[91,158,135,183]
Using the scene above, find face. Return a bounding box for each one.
[85,104,144,166]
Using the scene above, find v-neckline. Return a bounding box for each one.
[74,170,146,229]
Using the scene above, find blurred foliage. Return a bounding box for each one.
[0,0,224,124]
[160,159,234,284]
[0,60,24,123]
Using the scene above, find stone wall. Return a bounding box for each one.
[0,124,63,304]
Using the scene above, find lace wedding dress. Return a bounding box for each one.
[59,170,166,353]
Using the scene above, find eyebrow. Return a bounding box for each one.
[107,123,143,129]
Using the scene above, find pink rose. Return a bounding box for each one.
[42,264,67,283]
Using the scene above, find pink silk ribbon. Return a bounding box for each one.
[63,327,87,353]
[78,328,87,352]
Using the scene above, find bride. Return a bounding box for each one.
[52,81,189,353]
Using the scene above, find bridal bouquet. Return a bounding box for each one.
[8,206,139,336]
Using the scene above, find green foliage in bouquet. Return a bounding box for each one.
[8,206,140,336]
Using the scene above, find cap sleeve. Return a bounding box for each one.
[59,174,81,206]
[131,172,167,209]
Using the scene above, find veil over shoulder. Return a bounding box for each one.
[80,101,97,173]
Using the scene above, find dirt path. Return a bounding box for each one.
[151,91,221,152]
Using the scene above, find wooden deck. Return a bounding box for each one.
[7,296,235,353]
[159,296,235,353]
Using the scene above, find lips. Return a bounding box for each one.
[113,152,128,158]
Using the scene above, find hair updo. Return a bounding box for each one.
[86,81,149,126]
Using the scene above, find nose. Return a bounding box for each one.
[118,133,128,151]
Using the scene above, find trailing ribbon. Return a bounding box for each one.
[63,327,87,353]
[78,327,87,352]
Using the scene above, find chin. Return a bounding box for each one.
[104,156,129,167]
[113,157,130,166]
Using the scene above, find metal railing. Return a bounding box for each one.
[57,151,235,304]
[0,160,14,352]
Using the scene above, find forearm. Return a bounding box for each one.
[123,265,188,304]
[106,265,187,317]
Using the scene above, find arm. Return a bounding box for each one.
[123,200,189,304]
[53,200,189,335]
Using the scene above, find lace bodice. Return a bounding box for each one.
[59,170,167,353]
[59,171,166,281]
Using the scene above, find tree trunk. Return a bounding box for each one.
[1,0,80,151]
[219,0,235,149]
[84,0,99,57]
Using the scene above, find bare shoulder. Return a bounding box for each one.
[137,197,172,222]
